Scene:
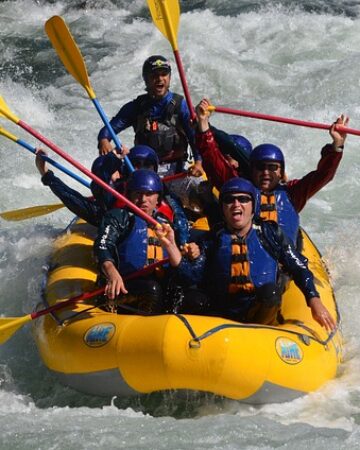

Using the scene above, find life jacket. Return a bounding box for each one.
[133,93,188,162]
[117,215,168,276]
[256,185,299,244]
[211,227,277,297]
[157,200,174,222]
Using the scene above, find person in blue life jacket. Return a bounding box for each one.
[196,98,349,246]
[93,169,196,313]
[154,177,336,331]
[97,55,203,178]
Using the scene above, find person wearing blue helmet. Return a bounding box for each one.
[97,55,203,178]
[155,177,336,330]
[94,169,170,313]
[195,98,349,244]
[35,148,127,227]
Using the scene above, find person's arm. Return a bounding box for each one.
[164,192,190,247]
[97,100,137,155]
[287,115,348,212]
[36,149,101,227]
[155,224,207,284]
[264,222,336,331]
[94,209,133,298]
[178,98,203,176]
[195,98,238,189]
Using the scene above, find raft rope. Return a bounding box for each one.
[174,314,338,349]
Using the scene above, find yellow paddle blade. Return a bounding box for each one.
[0,125,18,142]
[147,0,180,50]
[0,95,20,124]
[45,16,96,99]
[0,315,32,345]
[0,203,65,221]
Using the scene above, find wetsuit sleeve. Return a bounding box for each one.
[286,144,343,213]
[165,193,190,246]
[195,128,238,190]
[176,251,207,285]
[179,99,201,161]
[94,209,133,267]
[262,222,319,303]
[41,170,101,227]
[97,100,138,141]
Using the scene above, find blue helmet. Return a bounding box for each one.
[91,153,123,182]
[220,177,257,210]
[127,169,163,193]
[230,135,253,156]
[129,145,159,172]
[250,143,285,171]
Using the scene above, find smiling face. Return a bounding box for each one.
[222,193,254,235]
[251,160,282,191]
[145,70,171,99]
[129,191,160,215]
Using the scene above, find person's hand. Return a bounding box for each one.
[188,160,204,177]
[182,242,200,260]
[330,114,349,149]
[35,148,48,176]
[102,261,128,300]
[155,223,176,248]
[195,98,211,132]
[98,138,114,155]
[308,297,336,332]
[114,144,130,159]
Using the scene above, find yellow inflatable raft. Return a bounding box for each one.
[32,220,343,403]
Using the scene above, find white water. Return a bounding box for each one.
[1,1,360,449]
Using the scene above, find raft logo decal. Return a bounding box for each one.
[84,323,115,347]
[275,337,303,365]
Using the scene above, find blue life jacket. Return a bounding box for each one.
[256,185,299,244]
[211,226,277,297]
[117,215,168,276]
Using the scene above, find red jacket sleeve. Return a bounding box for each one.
[286,144,343,212]
[195,129,238,190]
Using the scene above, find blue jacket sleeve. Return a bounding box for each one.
[94,208,133,267]
[260,222,319,303]
[97,100,138,141]
[164,193,190,246]
[179,99,201,161]
[41,171,101,227]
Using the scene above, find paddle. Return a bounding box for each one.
[0,257,169,345]
[0,203,65,221]
[147,0,196,121]
[208,105,360,137]
[44,15,135,173]
[0,95,159,228]
[0,125,91,188]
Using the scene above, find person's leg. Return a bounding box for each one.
[244,283,281,325]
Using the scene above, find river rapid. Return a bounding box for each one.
[1,1,360,449]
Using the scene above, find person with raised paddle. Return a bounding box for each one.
[155,177,336,332]
[94,170,176,313]
[195,97,348,244]
[97,55,203,178]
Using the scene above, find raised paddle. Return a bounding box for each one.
[0,95,159,228]
[208,105,360,137]
[0,125,91,188]
[0,257,169,345]
[147,0,196,122]
[44,15,135,173]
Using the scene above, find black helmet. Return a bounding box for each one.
[142,55,171,81]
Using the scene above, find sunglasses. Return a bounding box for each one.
[222,194,252,205]
[254,162,281,172]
